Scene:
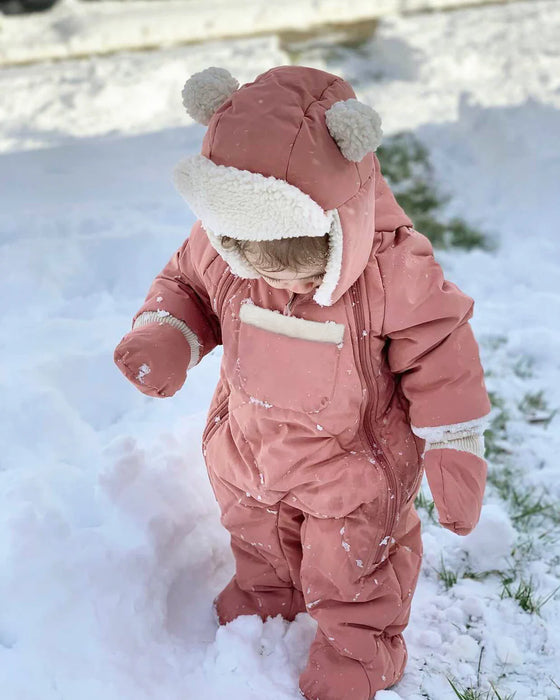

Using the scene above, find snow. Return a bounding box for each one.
[494,636,523,666]
[136,363,151,383]
[446,634,480,663]
[0,0,398,67]
[1,0,560,698]
[458,503,516,571]
[249,396,273,409]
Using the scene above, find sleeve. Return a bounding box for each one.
[376,226,492,535]
[376,226,492,438]
[131,228,222,371]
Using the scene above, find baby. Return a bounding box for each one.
[114,65,491,700]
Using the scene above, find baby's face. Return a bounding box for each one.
[245,254,325,294]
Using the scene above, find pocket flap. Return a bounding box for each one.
[239,303,345,345]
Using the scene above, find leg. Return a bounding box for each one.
[299,501,423,700]
[212,475,306,624]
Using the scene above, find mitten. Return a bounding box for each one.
[114,321,191,398]
[423,435,487,536]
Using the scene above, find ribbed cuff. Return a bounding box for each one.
[411,412,491,443]
[425,433,485,459]
[133,311,200,369]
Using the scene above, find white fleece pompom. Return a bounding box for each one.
[181,66,239,125]
[325,98,383,161]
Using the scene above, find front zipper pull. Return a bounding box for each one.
[284,292,296,316]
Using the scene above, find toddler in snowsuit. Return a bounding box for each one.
[114,65,492,700]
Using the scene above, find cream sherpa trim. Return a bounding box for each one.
[411,413,492,443]
[172,154,333,242]
[172,154,345,307]
[240,302,345,344]
[313,208,343,308]
[325,99,383,162]
[424,434,485,460]
[205,228,261,280]
[133,311,200,370]
[181,67,239,126]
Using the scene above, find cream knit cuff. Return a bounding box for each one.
[133,311,201,370]
[424,433,485,459]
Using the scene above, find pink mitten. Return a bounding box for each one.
[423,448,487,535]
[114,322,191,398]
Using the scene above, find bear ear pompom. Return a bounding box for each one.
[181,66,239,126]
[325,98,383,162]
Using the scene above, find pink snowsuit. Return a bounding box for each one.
[114,65,491,699]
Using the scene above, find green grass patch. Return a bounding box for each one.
[518,390,558,426]
[499,574,560,615]
[415,489,438,523]
[484,392,510,462]
[512,355,534,379]
[447,647,516,699]
[484,335,508,352]
[485,381,559,528]
[376,132,493,251]
[436,555,458,590]
[509,488,557,529]
[488,468,560,531]
[448,678,517,700]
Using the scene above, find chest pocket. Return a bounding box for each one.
[237,302,345,414]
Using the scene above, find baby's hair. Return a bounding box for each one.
[221,234,329,272]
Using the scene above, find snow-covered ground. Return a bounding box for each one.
[0,0,504,67]
[1,0,559,698]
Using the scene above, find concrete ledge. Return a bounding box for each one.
[0,0,516,67]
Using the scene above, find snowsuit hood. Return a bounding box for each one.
[172,64,412,306]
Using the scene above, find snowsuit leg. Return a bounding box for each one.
[212,475,306,624]
[299,500,423,700]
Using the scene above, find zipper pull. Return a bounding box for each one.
[284,292,296,316]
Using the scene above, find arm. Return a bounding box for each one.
[376,226,491,534]
[114,223,221,397]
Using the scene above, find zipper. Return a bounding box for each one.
[284,289,315,317]
[202,395,229,449]
[407,466,423,503]
[284,291,296,316]
[350,282,400,566]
